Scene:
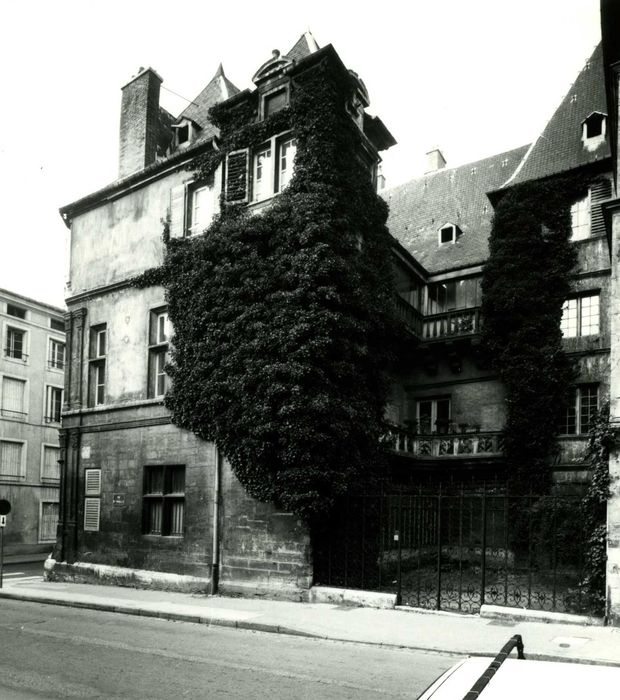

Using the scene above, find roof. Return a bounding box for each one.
[286,32,320,63]
[0,287,65,315]
[504,44,610,188]
[383,145,530,275]
[179,64,240,140]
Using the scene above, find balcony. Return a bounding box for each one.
[3,348,28,362]
[394,297,482,343]
[386,424,504,459]
[423,307,481,341]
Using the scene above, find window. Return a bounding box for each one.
[49,339,66,370]
[561,384,598,435]
[45,386,63,423]
[39,501,59,542]
[187,184,214,236]
[416,397,451,434]
[438,223,462,245]
[6,303,26,319]
[570,193,590,240]
[88,324,106,407]
[252,134,297,202]
[4,327,26,361]
[0,439,24,479]
[50,317,64,332]
[426,278,481,315]
[582,113,606,142]
[41,445,60,481]
[560,293,600,337]
[148,309,169,398]
[1,377,26,418]
[177,124,189,144]
[263,89,287,118]
[143,465,185,536]
[84,469,101,532]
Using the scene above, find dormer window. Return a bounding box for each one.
[263,88,288,119]
[438,223,462,245]
[582,112,606,150]
[173,119,200,149]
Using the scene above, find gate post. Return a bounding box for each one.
[481,489,487,607]
[436,487,443,610]
[396,489,403,606]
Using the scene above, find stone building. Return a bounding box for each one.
[52,14,620,620]
[0,288,65,554]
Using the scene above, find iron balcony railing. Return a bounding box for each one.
[386,424,504,458]
[3,348,28,362]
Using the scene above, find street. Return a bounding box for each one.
[1,560,46,587]
[0,599,457,699]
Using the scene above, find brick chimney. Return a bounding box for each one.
[425,149,447,174]
[119,67,163,179]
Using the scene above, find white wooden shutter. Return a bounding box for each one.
[84,468,101,495]
[2,377,25,414]
[84,498,100,532]
[169,184,187,238]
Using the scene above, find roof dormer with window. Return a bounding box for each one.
[581,111,607,151]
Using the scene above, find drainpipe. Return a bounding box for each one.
[211,445,222,595]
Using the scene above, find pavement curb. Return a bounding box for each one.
[3,587,620,667]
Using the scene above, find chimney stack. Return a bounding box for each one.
[119,67,163,179]
[425,149,447,174]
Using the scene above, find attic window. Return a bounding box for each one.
[583,113,606,140]
[439,224,462,245]
[264,89,287,118]
[177,124,189,145]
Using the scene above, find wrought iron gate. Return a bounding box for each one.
[314,491,592,615]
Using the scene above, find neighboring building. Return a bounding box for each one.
[0,288,65,555]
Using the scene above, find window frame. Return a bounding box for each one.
[142,464,186,537]
[186,182,215,237]
[570,191,591,241]
[1,374,28,420]
[38,499,59,543]
[44,384,64,424]
[415,396,452,434]
[259,84,290,121]
[48,337,66,371]
[40,442,61,482]
[88,324,107,408]
[6,303,27,320]
[560,384,599,436]
[0,438,26,481]
[560,292,600,338]
[148,308,169,399]
[251,132,297,203]
[3,322,28,364]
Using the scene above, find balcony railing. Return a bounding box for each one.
[48,359,65,370]
[394,295,423,337]
[3,348,28,362]
[423,307,481,340]
[385,424,504,459]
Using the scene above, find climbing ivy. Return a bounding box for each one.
[576,403,614,616]
[481,176,588,493]
[138,58,402,522]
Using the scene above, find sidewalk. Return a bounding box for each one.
[1,575,619,666]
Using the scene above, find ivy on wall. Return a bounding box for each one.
[136,59,402,522]
[480,176,587,493]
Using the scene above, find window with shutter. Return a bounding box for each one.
[42,445,60,481]
[1,377,26,418]
[0,440,25,479]
[40,502,59,542]
[169,184,187,238]
[225,149,250,203]
[590,179,612,237]
[84,498,101,532]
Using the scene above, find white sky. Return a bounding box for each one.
[0,0,602,308]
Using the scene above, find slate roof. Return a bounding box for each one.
[383,145,529,275]
[179,64,240,140]
[286,32,320,63]
[504,44,610,188]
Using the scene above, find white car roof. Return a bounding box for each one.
[418,656,620,699]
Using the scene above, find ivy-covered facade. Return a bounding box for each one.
[52,20,620,617]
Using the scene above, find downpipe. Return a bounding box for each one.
[211,446,222,595]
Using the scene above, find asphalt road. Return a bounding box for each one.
[0,599,459,699]
[1,560,46,587]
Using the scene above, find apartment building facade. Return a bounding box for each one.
[0,288,64,554]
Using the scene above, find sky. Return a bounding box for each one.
[0,0,602,308]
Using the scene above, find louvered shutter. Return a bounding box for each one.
[225,149,250,203]
[84,468,101,495]
[84,498,100,532]
[169,184,187,238]
[2,377,25,414]
[590,178,612,237]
